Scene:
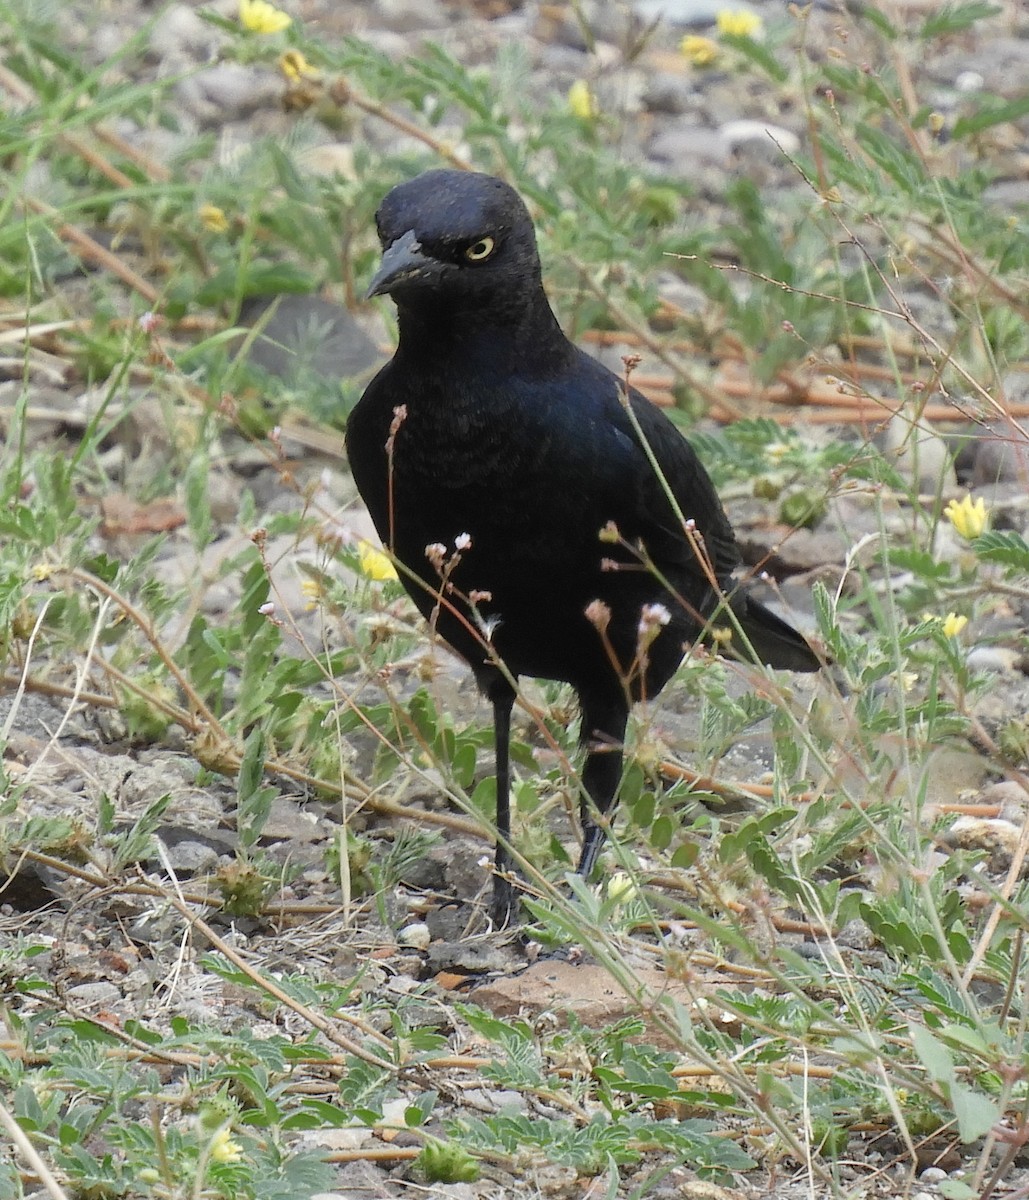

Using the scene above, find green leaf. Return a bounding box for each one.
[938,1180,978,1199]
[950,1083,998,1143]
[720,33,788,83]
[909,1024,955,1086]
[920,2,1000,39]
[184,450,212,550]
[855,123,923,191]
[458,1005,533,1045]
[417,1138,479,1184]
[280,1101,352,1130]
[939,1024,991,1059]
[953,92,1029,138]
[971,530,1029,570]
[194,262,317,308]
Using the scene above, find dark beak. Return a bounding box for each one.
[366,229,442,299]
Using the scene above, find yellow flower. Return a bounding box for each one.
[199,204,229,233]
[607,872,638,906]
[301,578,323,611]
[239,0,291,34]
[208,1127,243,1164]
[278,49,319,82]
[716,9,764,37]
[944,494,988,540]
[942,613,968,638]
[31,563,54,581]
[357,541,398,582]
[567,79,599,120]
[681,34,719,65]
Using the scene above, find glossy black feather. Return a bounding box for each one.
[346,169,820,921]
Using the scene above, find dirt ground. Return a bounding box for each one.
[3,1,1029,1197]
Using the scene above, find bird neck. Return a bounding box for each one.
[394,285,569,371]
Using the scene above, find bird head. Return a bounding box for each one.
[366,169,544,314]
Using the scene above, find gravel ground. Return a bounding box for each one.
[3,1,1029,1197]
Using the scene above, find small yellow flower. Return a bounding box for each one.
[239,0,291,34]
[716,8,764,37]
[208,1127,243,1164]
[567,79,599,120]
[681,34,719,66]
[944,494,988,540]
[278,49,319,82]
[301,578,323,611]
[607,872,638,906]
[31,563,54,581]
[199,204,229,233]
[357,541,398,582]
[942,613,968,638]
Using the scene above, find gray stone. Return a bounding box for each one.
[920,1166,949,1183]
[720,118,801,159]
[176,64,282,127]
[66,981,123,1008]
[642,71,697,115]
[985,179,1029,211]
[633,0,743,26]
[977,781,1029,823]
[236,295,383,388]
[648,124,727,170]
[369,0,449,33]
[966,646,1021,674]
[881,415,956,491]
[973,435,1029,487]
[150,4,226,63]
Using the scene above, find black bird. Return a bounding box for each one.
[346,169,821,922]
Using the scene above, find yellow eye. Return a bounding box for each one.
[464,236,495,262]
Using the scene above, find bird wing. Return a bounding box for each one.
[561,350,741,586]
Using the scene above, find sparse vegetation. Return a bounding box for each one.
[1,0,1028,1197]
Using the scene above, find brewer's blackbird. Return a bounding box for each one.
[346,169,821,922]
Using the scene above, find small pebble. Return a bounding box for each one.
[719,118,801,157]
[955,70,985,92]
[966,646,1020,674]
[66,982,122,1007]
[920,1166,948,1183]
[398,922,431,950]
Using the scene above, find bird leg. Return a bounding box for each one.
[487,681,517,925]
[575,701,629,880]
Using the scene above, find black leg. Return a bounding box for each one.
[575,697,628,880]
[488,682,517,925]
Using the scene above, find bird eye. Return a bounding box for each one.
[464,237,496,262]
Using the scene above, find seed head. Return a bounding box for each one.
[639,603,672,632]
[585,599,612,632]
[598,521,621,544]
[425,543,448,570]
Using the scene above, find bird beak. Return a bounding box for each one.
[366,230,440,299]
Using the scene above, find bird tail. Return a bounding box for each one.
[728,593,823,673]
